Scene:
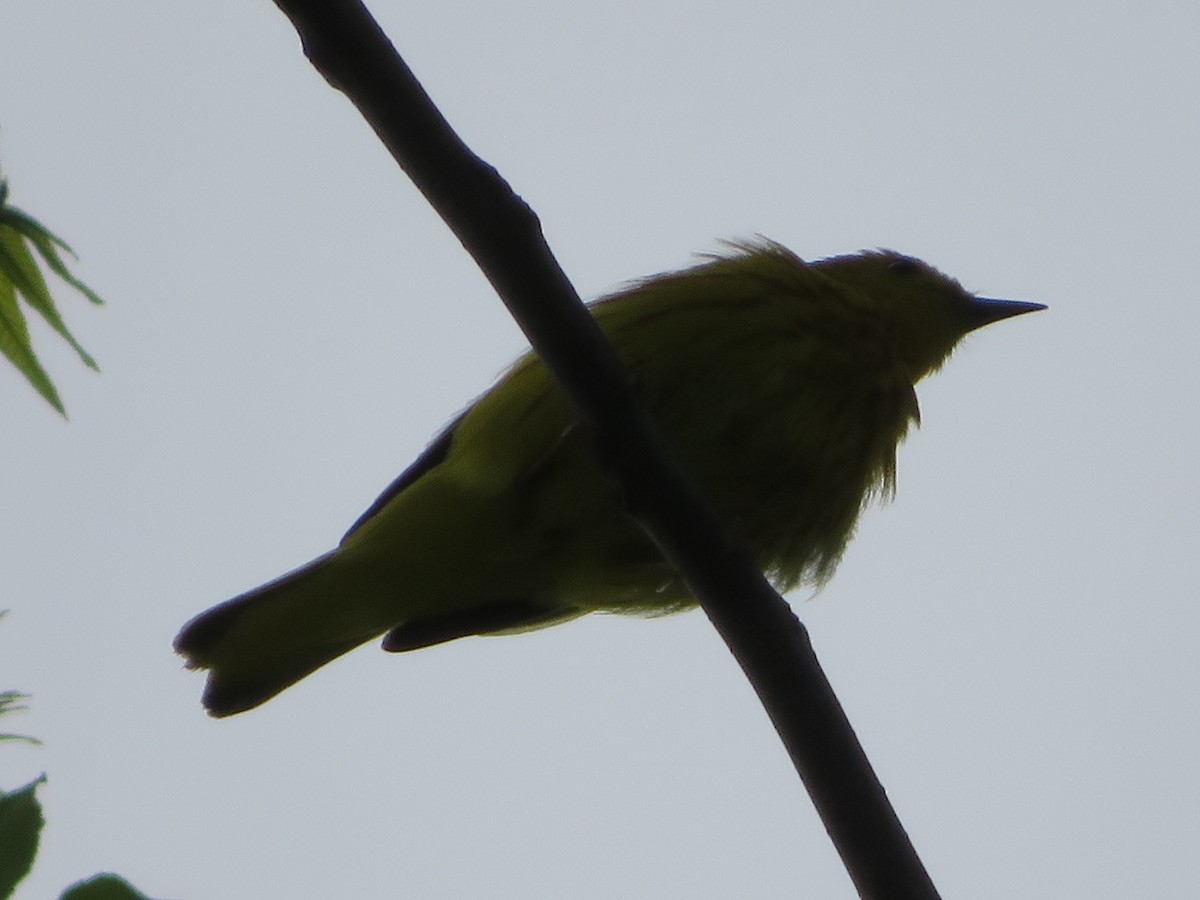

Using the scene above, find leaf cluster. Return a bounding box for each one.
[1,615,152,899]
[0,179,104,415]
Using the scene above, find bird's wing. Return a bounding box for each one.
[340,410,467,542]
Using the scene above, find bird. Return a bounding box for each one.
[175,239,1044,716]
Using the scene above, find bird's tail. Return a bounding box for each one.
[174,552,390,717]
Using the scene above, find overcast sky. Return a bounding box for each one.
[4,2,1198,897]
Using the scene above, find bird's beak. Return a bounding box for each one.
[965,296,1047,332]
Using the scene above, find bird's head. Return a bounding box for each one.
[814,250,1045,381]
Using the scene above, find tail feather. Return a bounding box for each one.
[175,554,388,717]
[177,551,585,716]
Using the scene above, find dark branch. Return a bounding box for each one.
[270,2,940,896]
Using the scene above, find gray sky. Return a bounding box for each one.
[4,2,1198,897]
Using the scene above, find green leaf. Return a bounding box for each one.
[0,263,64,414]
[0,227,98,370]
[0,733,41,745]
[0,690,31,716]
[0,179,105,414]
[0,691,42,746]
[59,874,155,900]
[2,207,104,309]
[0,775,46,899]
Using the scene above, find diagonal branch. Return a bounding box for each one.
[270,2,940,896]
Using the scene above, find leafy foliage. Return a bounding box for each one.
[1,615,156,899]
[0,178,104,415]
[0,776,45,899]
[59,874,153,900]
[0,691,42,746]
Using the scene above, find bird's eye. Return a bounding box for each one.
[887,258,922,277]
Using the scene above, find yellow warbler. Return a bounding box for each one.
[176,240,1043,716]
